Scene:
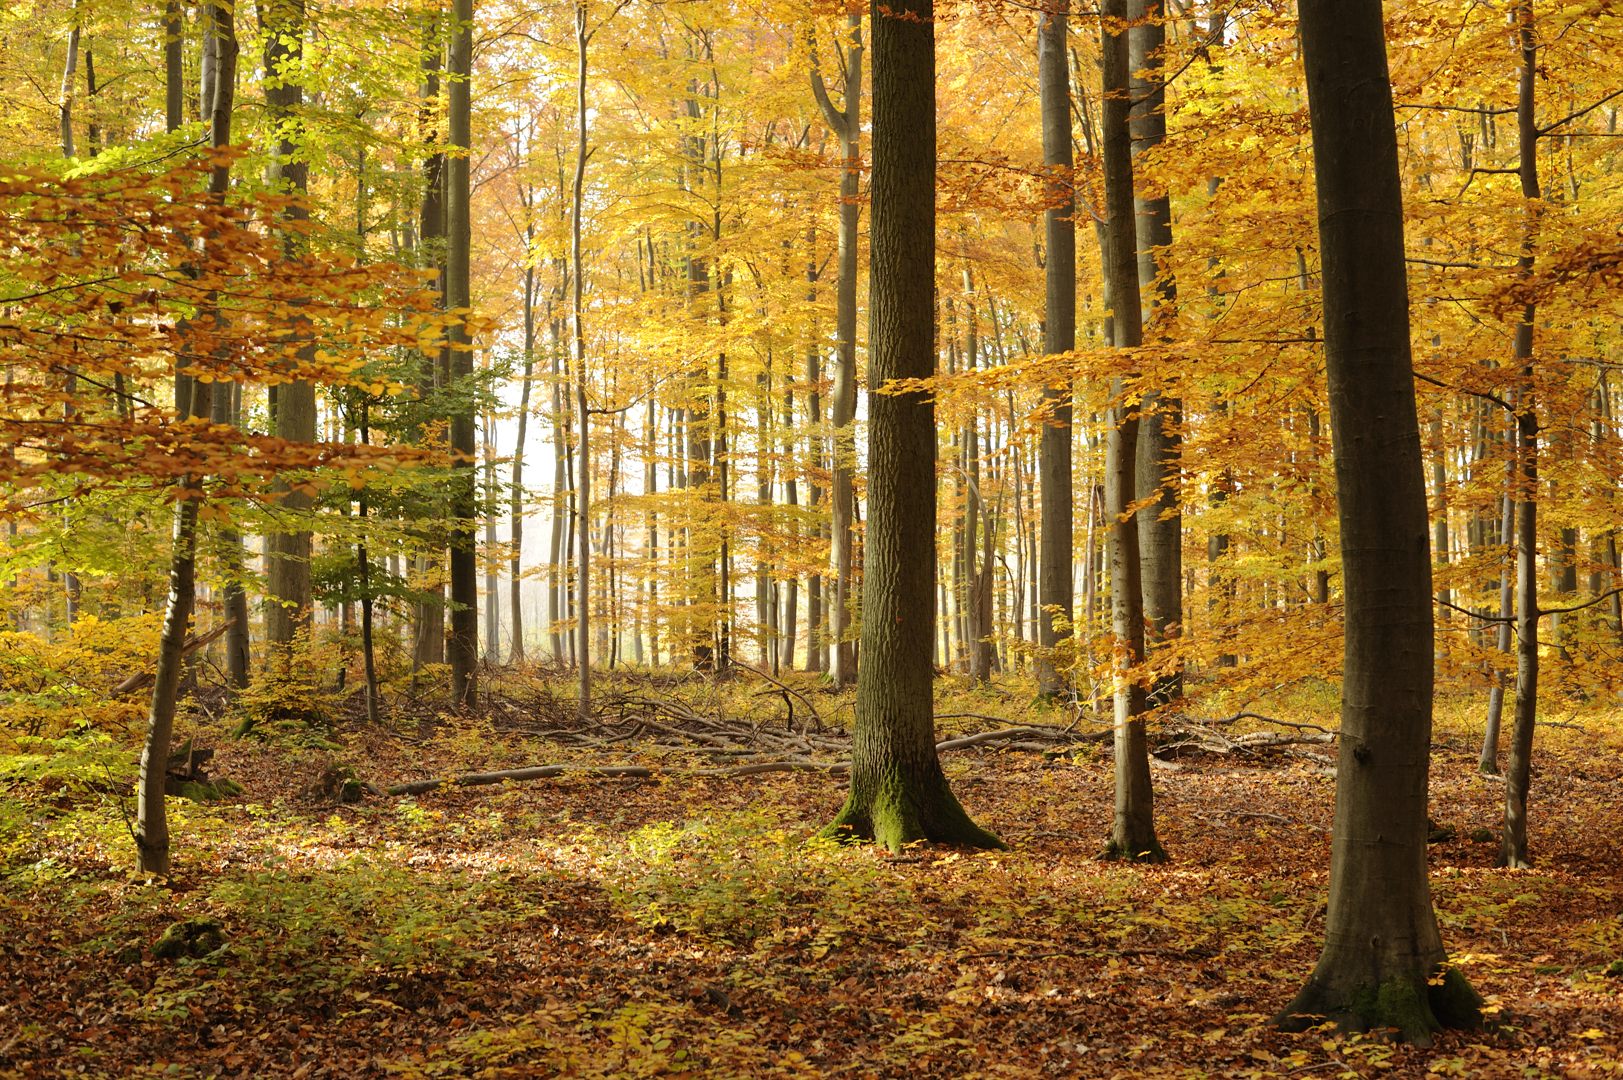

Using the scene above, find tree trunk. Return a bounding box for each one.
[571,3,592,719]
[1034,0,1074,697]
[811,13,861,686]
[1501,0,1543,871]
[510,259,535,663]
[445,0,478,706]
[411,14,447,678]
[822,0,1000,853]
[1130,0,1182,704]
[138,2,235,876]
[358,408,382,725]
[1099,0,1162,863]
[262,0,317,666]
[1277,0,1481,1039]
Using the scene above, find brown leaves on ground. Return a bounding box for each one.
[1,679,1620,1078]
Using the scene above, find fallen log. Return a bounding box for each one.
[113,620,235,696]
[385,726,1094,797]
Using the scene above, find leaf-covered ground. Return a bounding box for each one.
[2,677,1621,1078]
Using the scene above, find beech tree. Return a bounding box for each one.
[1099,0,1162,863]
[1033,0,1074,699]
[821,0,1000,852]
[1277,0,1482,1039]
[446,0,478,706]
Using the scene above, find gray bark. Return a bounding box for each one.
[1100,0,1161,863]
[1278,0,1481,1039]
[810,13,862,686]
[1034,0,1074,697]
[262,0,317,664]
[1501,0,1543,871]
[1130,0,1181,704]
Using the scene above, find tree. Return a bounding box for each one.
[262,0,318,667]
[1033,0,1074,698]
[1129,0,1181,704]
[1099,0,1162,864]
[821,0,1001,853]
[139,0,237,877]
[1277,0,1482,1040]
[446,0,478,707]
[809,8,862,686]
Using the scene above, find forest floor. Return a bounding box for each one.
[2,671,1621,1078]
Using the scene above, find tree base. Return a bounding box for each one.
[1100,836,1169,864]
[819,774,1005,853]
[1276,966,1482,1046]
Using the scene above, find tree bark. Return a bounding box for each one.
[1501,0,1543,871]
[445,0,478,706]
[138,2,235,876]
[1277,0,1481,1040]
[411,14,447,676]
[262,0,317,666]
[821,0,1000,853]
[1034,0,1074,697]
[1130,0,1182,704]
[810,13,861,685]
[571,2,592,719]
[1099,0,1162,863]
[510,254,535,663]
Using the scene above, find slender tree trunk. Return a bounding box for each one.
[59,1,80,157]
[138,3,235,876]
[358,408,382,725]
[445,0,478,706]
[811,14,861,686]
[547,303,568,661]
[1481,412,1515,773]
[262,0,317,667]
[822,0,1000,852]
[1034,0,1074,697]
[1501,1,1543,870]
[1278,0,1481,1038]
[571,3,592,719]
[510,259,535,663]
[411,14,447,677]
[483,411,500,662]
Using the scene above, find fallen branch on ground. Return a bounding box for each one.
[112,621,235,696]
[386,726,1099,796]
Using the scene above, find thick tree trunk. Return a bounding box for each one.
[1278,0,1480,1040]
[211,374,250,689]
[1099,0,1162,863]
[822,0,1000,853]
[1034,0,1074,697]
[1129,0,1182,705]
[262,0,317,666]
